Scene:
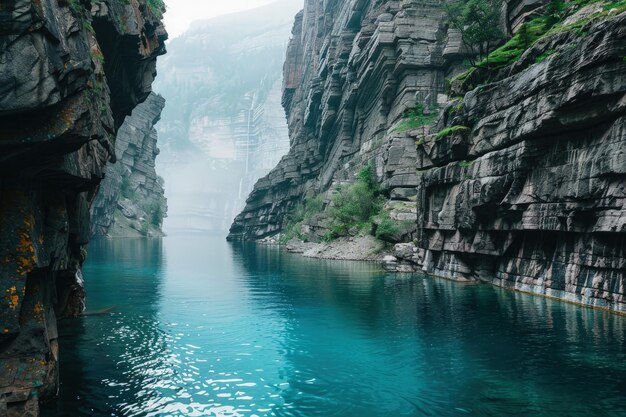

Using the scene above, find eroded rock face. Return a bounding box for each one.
[415,12,626,313]
[229,0,626,312]
[91,93,167,237]
[229,0,454,240]
[0,0,165,413]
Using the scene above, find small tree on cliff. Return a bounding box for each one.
[517,22,531,49]
[545,0,566,28]
[445,0,506,66]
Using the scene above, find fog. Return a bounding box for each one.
[155,0,303,235]
[163,0,286,39]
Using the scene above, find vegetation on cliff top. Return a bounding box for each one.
[449,0,626,93]
[146,0,166,18]
[445,0,506,66]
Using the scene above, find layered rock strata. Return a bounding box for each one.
[155,0,298,232]
[91,93,167,237]
[229,0,454,240]
[229,0,626,313]
[0,0,166,414]
[411,9,626,313]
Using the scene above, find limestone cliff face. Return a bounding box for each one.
[91,93,167,237]
[229,0,626,313]
[412,10,626,313]
[229,0,456,239]
[0,0,166,414]
[155,0,299,233]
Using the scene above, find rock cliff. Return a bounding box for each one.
[0,0,166,414]
[229,0,453,240]
[91,92,167,237]
[229,0,626,313]
[154,0,300,233]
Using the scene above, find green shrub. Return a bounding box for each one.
[475,16,551,70]
[374,210,414,242]
[535,49,557,63]
[445,0,506,65]
[146,0,165,17]
[83,19,95,35]
[140,220,149,236]
[279,195,324,244]
[67,0,82,16]
[394,103,438,133]
[279,223,303,244]
[326,163,383,239]
[459,160,476,167]
[435,125,470,140]
[603,0,626,11]
[375,212,400,240]
[546,0,568,27]
[446,100,464,118]
[147,201,163,226]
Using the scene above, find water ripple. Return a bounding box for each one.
[43,236,626,417]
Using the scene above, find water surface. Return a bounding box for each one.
[43,235,626,417]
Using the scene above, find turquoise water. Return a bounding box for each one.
[42,235,626,417]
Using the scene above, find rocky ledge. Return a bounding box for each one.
[229,0,625,313]
[0,0,166,414]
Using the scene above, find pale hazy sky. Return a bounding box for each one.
[163,0,287,39]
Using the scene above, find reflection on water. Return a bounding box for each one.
[43,235,626,417]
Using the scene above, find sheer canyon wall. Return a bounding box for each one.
[90,92,167,238]
[0,0,166,414]
[229,0,626,313]
[154,0,300,233]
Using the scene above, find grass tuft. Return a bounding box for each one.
[394,104,438,133]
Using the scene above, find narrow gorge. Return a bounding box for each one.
[154,0,299,232]
[229,0,626,313]
[1,0,626,415]
[0,0,166,414]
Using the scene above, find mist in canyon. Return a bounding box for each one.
[154,0,303,234]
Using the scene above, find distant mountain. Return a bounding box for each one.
[154,0,302,233]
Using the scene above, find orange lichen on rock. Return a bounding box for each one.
[7,286,19,309]
[33,302,44,319]
[15,214,38,276]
